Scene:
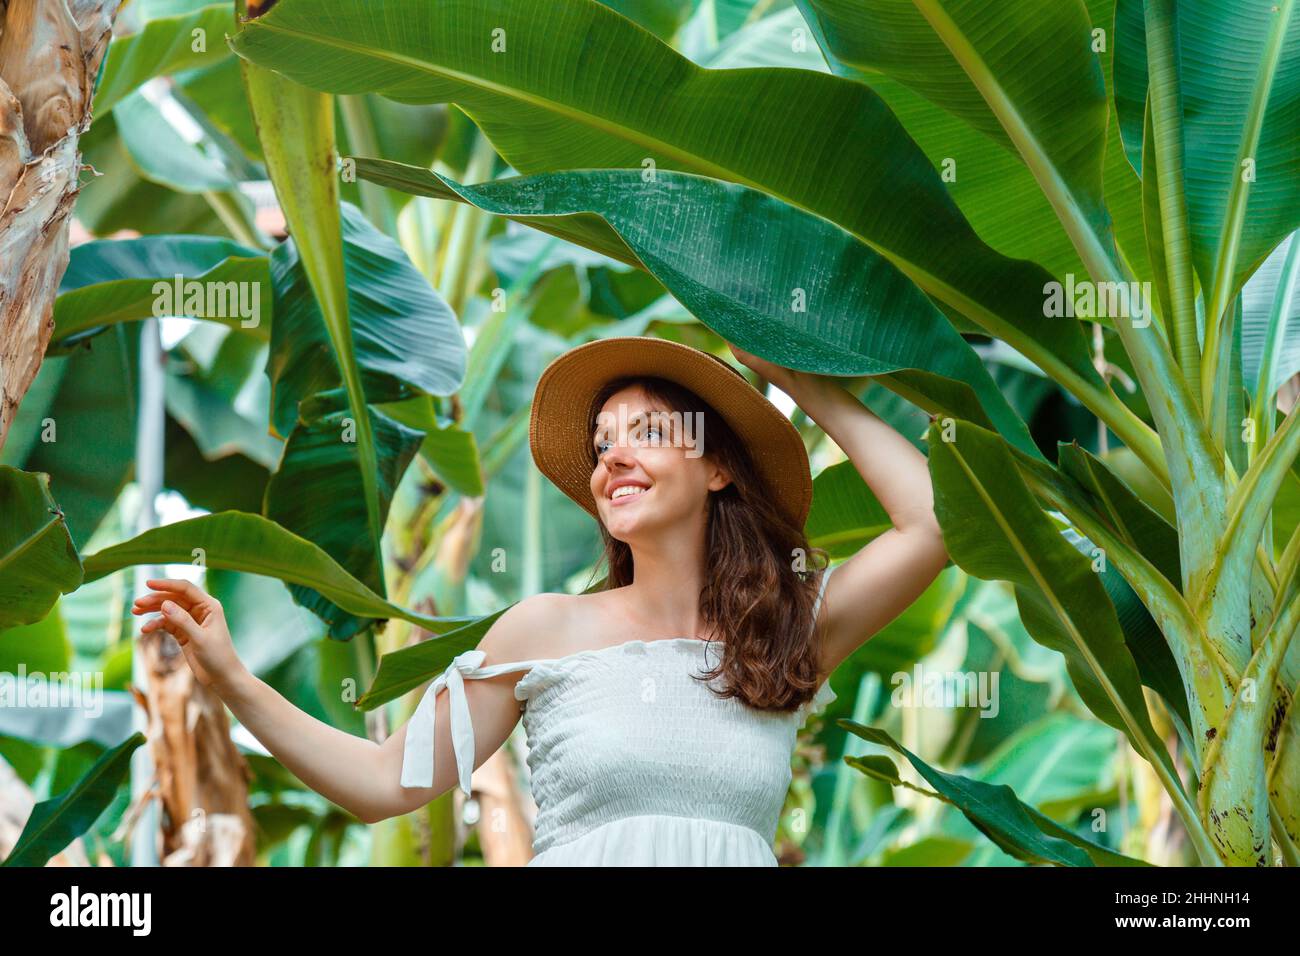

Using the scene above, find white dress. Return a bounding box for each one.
[400,565,837,866]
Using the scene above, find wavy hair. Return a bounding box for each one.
[586,374,830,713]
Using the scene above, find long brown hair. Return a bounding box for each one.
[587,374,830,714]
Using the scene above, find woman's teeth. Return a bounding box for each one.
[611,485,647,499]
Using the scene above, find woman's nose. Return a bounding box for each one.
[603,443,637,468]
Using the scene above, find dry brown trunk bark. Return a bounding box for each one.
[0,0,121,450]
[134,630,258,866]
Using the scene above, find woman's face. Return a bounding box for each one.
[589,384,730,543]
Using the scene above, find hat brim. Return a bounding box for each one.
[528,337,812,527]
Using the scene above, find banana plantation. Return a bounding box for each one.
[1,0,1298,869]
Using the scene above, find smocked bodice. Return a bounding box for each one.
[513,637,835,857]
[399,566,837,865]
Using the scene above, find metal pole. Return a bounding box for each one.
[129,317,165,867]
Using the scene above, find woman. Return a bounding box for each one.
[133,336,949,865]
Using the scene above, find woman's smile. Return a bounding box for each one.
[608,480,652,505]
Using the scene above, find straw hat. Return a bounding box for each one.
[528,336,813,527]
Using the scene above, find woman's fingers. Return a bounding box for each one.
[145,578,210,604]
[140,612,189,645]
[132,590,197,613]
[157,599,205,643]
[133,579,221,620]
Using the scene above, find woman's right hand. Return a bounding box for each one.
[132,579,248,695]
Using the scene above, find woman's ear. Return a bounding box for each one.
[707,461,732,493]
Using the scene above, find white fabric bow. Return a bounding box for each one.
[400,649,487,794]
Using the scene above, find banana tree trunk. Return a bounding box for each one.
[0,0,121,450]
[134,628,257,866]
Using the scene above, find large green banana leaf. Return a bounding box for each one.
[0,469,84,629]
[93,2,233,113]
[267,203,465,439]
[1,732,146,868]
[2,325,141,546]
[265,395,424,638]
[264,203,467,634]
[810,0,1115,288]
[1114,0,1300,298]
[240,31,392,642]
[227,0,1111,415]
[81,512,466,632]
[846,723,1148,866]
[1004,455,1191,735]
[51,236,269,351]
[797,0,1149,293]
[926,420,1199,829]
[356,162,1038,457]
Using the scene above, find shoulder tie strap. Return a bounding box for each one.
[400,649,546,794]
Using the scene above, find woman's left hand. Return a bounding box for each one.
[727,343,802,394]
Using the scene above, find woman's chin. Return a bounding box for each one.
[604,510,664,542]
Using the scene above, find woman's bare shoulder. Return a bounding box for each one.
[476,591,588,664]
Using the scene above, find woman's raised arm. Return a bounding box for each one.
[133,581,556,823]
[727,346,950,675]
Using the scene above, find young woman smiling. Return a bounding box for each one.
[133,335,949,866]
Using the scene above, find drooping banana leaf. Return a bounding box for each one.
[1,732,145,868]
[239,23,391,643]
[355,162,1038,457]
[925,418,1216,860]
[845,723,1149,866]
[81,511,465,632]
[228,0,1116,430]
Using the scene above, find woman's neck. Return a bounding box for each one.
[622,523,712,638]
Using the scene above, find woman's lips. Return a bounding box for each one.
[609,485,650,506]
